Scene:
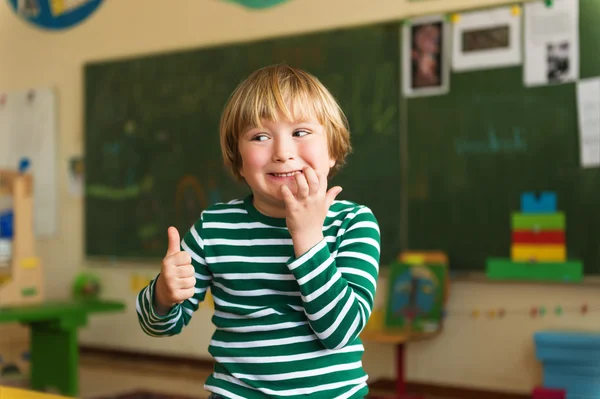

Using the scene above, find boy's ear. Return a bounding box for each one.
[329,158,336,169]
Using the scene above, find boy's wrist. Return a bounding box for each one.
[291,229,324,258]
[153,275,176,316]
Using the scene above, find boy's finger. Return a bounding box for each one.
[294,170,309,199]
[325,186,343,209]
[280,184,296,207]
[304,167,320,196]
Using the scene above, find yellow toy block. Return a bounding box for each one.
[511,244,566,262]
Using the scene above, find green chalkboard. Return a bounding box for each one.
[405,0,600,274]
[84,23,401,264]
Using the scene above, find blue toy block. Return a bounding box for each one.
[521,191,557,213]
[543,372,600,397]
[536,330,600,399]
[535,331,600,364]
[0,210,13,238]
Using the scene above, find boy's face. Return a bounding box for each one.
[238,115,336,217]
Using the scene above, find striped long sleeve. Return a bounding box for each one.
[135,196,379,399]
[136,216,213,336]
[286,206,380,350]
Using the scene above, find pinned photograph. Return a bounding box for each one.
[403,15,450,97]
[451,6,522,72]
[547,41,571,83]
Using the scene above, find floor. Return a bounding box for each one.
[77,351,409,399]
[2,351,440,399]
[79,352,211,399]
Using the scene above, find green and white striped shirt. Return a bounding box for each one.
[137,195,380,399]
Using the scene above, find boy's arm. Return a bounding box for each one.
[286,206,380,350]
[136,218,212,336]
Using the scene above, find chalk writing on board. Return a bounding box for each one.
[175,175,208,230]
[87,175,153,199]
[347,62,396,136]
[455,127,527,155]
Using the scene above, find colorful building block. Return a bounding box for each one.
[489,193,583,284]
[485,258,582,282]
[512,230,565,244]
[535,331,600,398]
[511,244,566,261]
[521,191,557,213]
[511,213,565,230]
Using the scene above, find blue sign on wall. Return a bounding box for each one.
[7,0,104,30]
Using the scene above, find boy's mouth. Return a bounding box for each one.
[269,170,303,178]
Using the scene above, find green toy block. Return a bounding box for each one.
[511,213,565,230]
[486,258,582,282]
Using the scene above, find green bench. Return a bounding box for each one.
[0,299,126,397]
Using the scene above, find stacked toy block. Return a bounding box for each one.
[511,192,565,263]
[486,192,583,282]
[535,330,600,399]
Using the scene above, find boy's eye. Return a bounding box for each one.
[293,130,310,137]
[252,134,268,141]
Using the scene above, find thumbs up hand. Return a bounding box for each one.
[154,227,196,314]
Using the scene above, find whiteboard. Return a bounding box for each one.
[0,87,57,237]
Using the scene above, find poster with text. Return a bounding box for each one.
[0,88,57,237]
[524,0,579,87]
[576,78,600,168]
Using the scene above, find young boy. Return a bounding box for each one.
[136,64,380,399]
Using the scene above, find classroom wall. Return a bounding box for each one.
[2,0,599,395]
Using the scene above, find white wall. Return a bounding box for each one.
[1,0,599,394]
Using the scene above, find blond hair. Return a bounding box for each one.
[220,64,352,181]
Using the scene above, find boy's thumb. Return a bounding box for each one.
[166,226,181,257]
[325,186,343,209]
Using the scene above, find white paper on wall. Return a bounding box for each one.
[0,87,58,237]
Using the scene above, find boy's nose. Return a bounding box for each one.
[272,139,295,162]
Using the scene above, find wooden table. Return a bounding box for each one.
[0,299,126,397]
[361,330,427,399]
[0,386,72,399]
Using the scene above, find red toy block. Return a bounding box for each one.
[532,386,566,399]
[512,230,565,244]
